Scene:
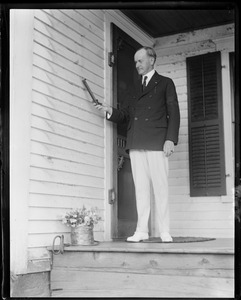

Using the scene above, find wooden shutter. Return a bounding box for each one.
[187,52,226,196]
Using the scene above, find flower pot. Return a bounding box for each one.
[71,224,95,245]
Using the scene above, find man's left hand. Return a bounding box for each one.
[163,140,174,157]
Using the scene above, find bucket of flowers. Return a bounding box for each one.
[62,206,101,245]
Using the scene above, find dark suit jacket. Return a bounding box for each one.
[108,71,180,152]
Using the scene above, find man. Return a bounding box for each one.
[94,46,180,242]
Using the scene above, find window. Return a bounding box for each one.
[187,52,226,196]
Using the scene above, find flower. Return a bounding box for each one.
[62,206,101,228]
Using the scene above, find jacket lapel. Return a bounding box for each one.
[137,71,161,99]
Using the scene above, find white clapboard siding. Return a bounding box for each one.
[89,9,105,21]
[33,54,103,95]
[30,8,106,255]
[29,206,104,222]
[28,220,104,234]
[33,29,103,70]
[60,10,104,37]
[170,228,233,239]
[31,128,104,157]
[155,24,234,238]
[34,10,104,54]
[34,38,103,88]
[32,64,103,101]
[169,195,222,204]
[29,194,105,209]
[31,115,104,148]
[31,141,104,168]
[31,102,103,138]
[32,81,102,120]
[30,181,104,200]
[30,153,104,178]
[30,168,104,189]
[32,91,103,127]
[171,220,233,230]
[172,209,233,221]
[28,232,104,248]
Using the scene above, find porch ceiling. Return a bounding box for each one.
[121,8,235,38]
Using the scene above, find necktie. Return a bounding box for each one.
[142,76,147,91]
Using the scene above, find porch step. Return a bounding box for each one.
[50,239,234,298]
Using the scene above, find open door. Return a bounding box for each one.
[111,24,141,239]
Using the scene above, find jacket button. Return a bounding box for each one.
[145,118,149,121]
[134,117,138,121]
[149,95,152,98]
[148,107,151,109]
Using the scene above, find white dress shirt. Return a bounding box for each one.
[142,69,155,86]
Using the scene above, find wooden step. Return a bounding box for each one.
[50,239,234,298]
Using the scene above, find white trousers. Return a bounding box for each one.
[129,149,170,235]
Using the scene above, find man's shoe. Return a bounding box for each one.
[126,232,149,243]
[160,232,173,242]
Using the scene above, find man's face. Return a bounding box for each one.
[134,49,154,76]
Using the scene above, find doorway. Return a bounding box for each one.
[111,24,141,239]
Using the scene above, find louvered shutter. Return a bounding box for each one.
[187,52,226,196]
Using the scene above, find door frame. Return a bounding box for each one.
[103,11,154,240]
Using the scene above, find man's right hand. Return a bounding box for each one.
[93,103,113,116]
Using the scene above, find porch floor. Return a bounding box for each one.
[50,238,234,298]
[62,237,234,254]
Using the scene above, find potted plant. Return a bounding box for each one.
[62,206,101,245]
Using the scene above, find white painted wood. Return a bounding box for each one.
[34,10,104,50]
[220,52,235,202]
[31,127,104,157]
[29,194,105,209]
[29,9,106,256]
[169,202,233,212]
[28,220,104,234]
[60,9,104,37]
[32,64,104,100]
[33,28,104,69]
[30,153,104,178]
[33,49,104,87]
[154,23,235,238]
[28,231,104,247]
[171,228,234,239]
[10,9,34,274]
[31,115,104,147]
[32,81,103,120]
[30,180,104,200]
[27,248,52,273]
[90,9,104,21]
[30,167,104,189]
[31,102,103,137]
[28,206,104,222]
[32,90,103,127]
[106,10,155,46]
[49,241,234,299]
[154,24,234,49]
[52,250,234,273]
[30,140,104,168]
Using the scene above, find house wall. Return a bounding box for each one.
[10,9,153,277]
[29,9,106,269]
[153,24,235,238]
[10,9,34,275]
[10,9,234,282]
